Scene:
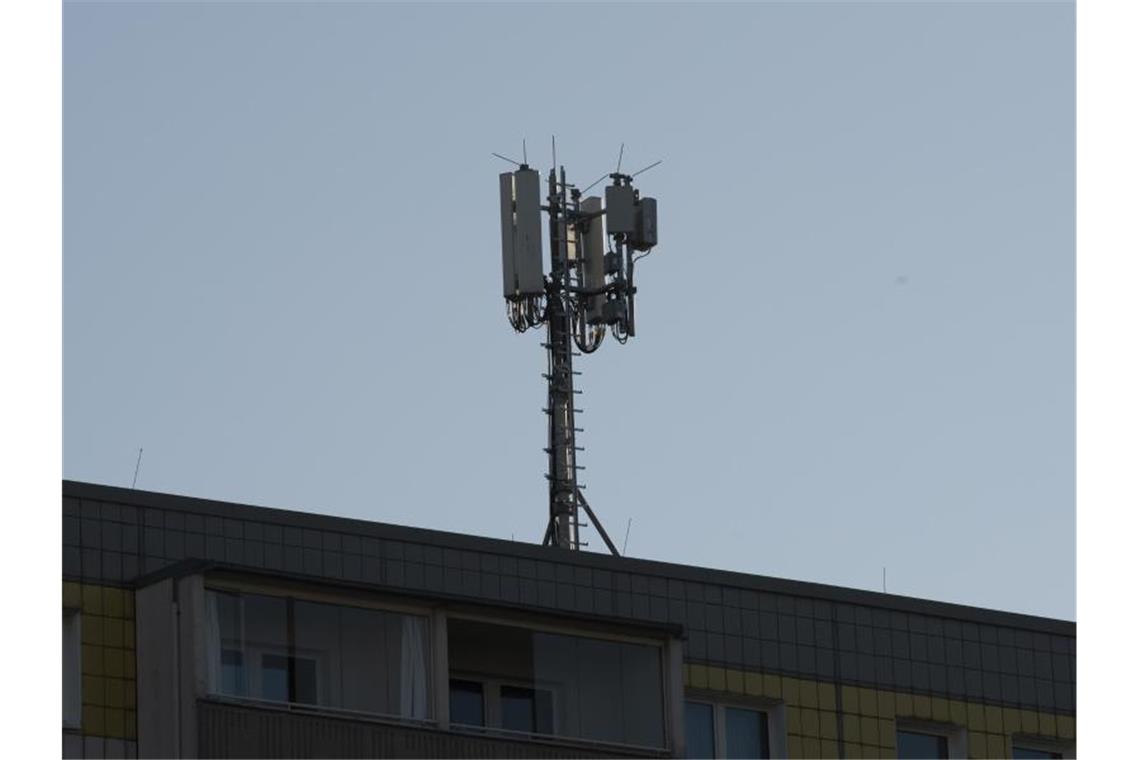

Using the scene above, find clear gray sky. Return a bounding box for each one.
[63,1,1074,620]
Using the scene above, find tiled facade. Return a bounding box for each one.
[62,481,1075,758]
[63,581,138,758]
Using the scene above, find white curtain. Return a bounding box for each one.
[398,616,429,719]
[203,590,223,694]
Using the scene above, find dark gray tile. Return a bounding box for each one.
[814,619,834,649]
[686,601,706,630]
[243,522,264,543]
[244,542,265,568]
[226,538,245,564]
[518,578,537,605]
[264,543,283,570]
[1035,678,1056,709]
[612,572,631,592]
[759,612,778,641]
[121,553,138,579]
[481,573,501,599]
[82,548,102,578]
[669,598,685,623]
[423,546,443,566]
[835,604,855,623]
[722,587,740,608]
[909,632,927,662]
[185,533,205,558]
[875,655,893,684]
[143,508,164,528]
[855,606,873,627]
[946,638,964,666]
[122,525,139,553]
[743,637,761,667]
[741,609,759,638]
[262,523,281,544]
[982,670,1001,700]
[778,615,797,643]
[363,556,382,583]
[761,641,780,670]
[594,589,612,615]
[163,511,184,531]
[632,593,650,618]
[795,598,813,618]
[500,576,520,603]
[405,562,424,589]
[323,551,342,578]
[404,543,423,563]
[724,607,742,636]
[283,526,304,546]
[873,628,890,656]
[1001,673,1020,703]
[424,564,443,591]
[302,529,322,549]
[891,629,910,659]
[538,580,557,607]
[575,586,594,614]
[63,516,81,546]
[999,646,1018,674]
[323,533,341,552]
[707,633,726,661]
[101,551,123,581]
[225,519,244,539]
[1056,683,1074,711]
[777,596,796,616]
[206,535,226,561]
[650,595,667,621]
[574,566,591,587]
[343,553,362,581]
[796,617,814,645]
[631,574,650,594]
[946,666,965,697]
[386,559,405,586]
[927,635,946,664]
[163,531,185,560]
[689,631,708,660]
[705,585,723,605]
[63,497,81,516]
[998,627,1016,647]
[779,642,797,670]
[444,567,463,594]
[184,514,205,534]
[283,546,304,573]
[815,647,834,679]
[705,604,724,633]
[839,652,858,680]
[81,518,102,549]
[463,569,481,597]
[858,653,875,683]
[912,662,930,691]
[557,584,576,611]
[838,623,856,652]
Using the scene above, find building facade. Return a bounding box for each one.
[62,481,1075,759]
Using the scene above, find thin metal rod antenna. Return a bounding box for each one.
[615,142,625,173]
[492,152,523,167]
[131,447,143,489]
[551,135,557,171]
[580,172,610,195]
[622,518,632,555]
[630,159,663,178]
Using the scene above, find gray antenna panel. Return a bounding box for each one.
[605,184,636,234]
[500,169,544,298]
[581,196,606,323]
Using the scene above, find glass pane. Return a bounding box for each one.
[450,679,485,727]
[1013,748,1062,759]
[260,654,290,702]
[725,706,769,759]
[293,600,340,708]
[898,731,949,759]
[684,702,715,759]
[448,618,665,748]
[501,686,536,733]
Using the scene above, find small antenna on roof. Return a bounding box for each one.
[623,518,633,555]
[882,566,887,593]
[522,139,528,166]
[630,159,663,179]
[615,142,625,174]
[492,152,523,167]
[551,134,557,170]
[131,447,143,489]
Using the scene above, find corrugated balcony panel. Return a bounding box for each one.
[197,700,667,759]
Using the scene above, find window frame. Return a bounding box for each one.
[683,692,782,759]
[894,718,968,759]
[445,611,673,751]
[1011,733,1075,759]
[203,582,435,721]
[448,671,560,736]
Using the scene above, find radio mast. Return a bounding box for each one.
[497,143,660,553]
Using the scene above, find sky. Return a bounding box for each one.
[63,1,1075,620]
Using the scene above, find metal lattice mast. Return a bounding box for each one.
[498,145,660,554]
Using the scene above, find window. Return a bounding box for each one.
[63,610,81,728]
[204,589,430,719]
[684,700,770,759]
[449,679,485,727]
[447,617,666,748]
[1012,748,1061,760]
[897,730,949,759]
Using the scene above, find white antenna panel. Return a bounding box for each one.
[500,169,544,298]
[581,196,606,324]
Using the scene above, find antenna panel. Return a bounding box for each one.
[605,185,636,234]
[581,196,606,323]
[631,197,657,251]
[500,168,544,298]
